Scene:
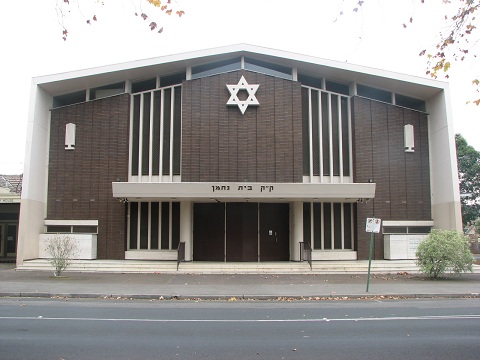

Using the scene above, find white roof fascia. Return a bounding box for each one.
[33,44,447,96]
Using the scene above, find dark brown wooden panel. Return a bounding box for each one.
[181,70,302,183]
[47,94,130,259]
[193,203,225,261]
[352,97,431,259]
[226,203,258,262]
[259,203,290,261]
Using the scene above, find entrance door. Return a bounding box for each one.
[226,203,258,261]
[193,202,290,262]
[259,203,290,261]
[6,224,17,256]
[193,203,225,261]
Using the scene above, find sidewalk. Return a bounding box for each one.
[1,264,479,300]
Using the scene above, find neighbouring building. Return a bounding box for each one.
[1,174,22,262]
[17,45,462,267]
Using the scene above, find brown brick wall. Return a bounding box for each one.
[352,96,431,259]
[182,71,303,183]
[47,94,130,260]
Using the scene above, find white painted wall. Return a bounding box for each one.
[427,87,462,231]
[180,201,193,261]
[291,202,303,261]
[17,84,51,264]
[39,234,98,260]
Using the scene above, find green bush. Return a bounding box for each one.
[415,229,474,279]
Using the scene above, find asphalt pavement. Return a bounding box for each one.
[1,263,479,300]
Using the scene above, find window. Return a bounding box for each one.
[53,90,87,108]
[326,80,350,95]
[395,94,426,112]
[357,84,392,103]
[72,226,98,233]
[303,202,354,250]
[45,225,71,233]
[45,225,98,234]
[298,74,323,89]
[383,226,431,234]
[160,72,186,87]
[301,87,351,180]
[128,202,180,250]
[244,57,292,80]
[132,78,157,93]
[90,82,125,100]
[191,58,241,79]
[130,85,182,179]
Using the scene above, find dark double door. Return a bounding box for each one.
[193,203,289,262]
[0,223,17,259]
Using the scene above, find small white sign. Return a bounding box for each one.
[366,218,381,233]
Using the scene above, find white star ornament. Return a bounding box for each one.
[226,76,260,115]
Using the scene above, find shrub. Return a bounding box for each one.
[44,234,79,277]
[415,229,474,279]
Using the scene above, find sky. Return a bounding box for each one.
[1,0,479,174]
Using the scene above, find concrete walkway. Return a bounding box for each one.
[1,263,479,300]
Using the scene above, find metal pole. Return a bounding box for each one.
[366,225,375,292]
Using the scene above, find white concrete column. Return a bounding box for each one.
[291,202,304,261]
[180,201,193,261]
[17,85,52,265]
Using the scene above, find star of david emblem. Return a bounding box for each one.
[226,76,260,115]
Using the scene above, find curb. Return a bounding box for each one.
[1,292,479,301]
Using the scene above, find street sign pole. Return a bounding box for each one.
[365,217,381,293]
[366,228,375,292]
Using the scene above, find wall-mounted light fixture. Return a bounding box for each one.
[65,123,76,150]
[404,124,414,152]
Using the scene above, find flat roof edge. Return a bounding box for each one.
[32,44,448,91]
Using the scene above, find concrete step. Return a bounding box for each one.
[16,259,427,274]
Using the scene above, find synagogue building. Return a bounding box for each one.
[17,45,462,267]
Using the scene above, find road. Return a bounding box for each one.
[1,297,479,359]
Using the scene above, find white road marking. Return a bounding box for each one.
[0,315,479,322]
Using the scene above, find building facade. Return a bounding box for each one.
[17,45,462,266]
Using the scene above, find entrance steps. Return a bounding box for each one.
[16,259,424,274]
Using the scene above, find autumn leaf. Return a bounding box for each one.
[147,0,162,6]
[56,0,184,40]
